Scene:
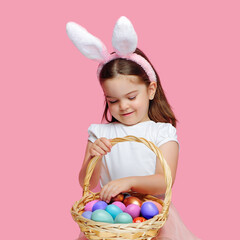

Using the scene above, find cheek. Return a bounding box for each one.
[108,104,117,113]
[132,101,142,109]
[134,97,148,108]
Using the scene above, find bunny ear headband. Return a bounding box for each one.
[66,16,157,82]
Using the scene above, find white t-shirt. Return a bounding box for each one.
[88,120,179,188]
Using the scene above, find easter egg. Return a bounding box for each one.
[111,193,124,202]
[81,211,92,219]
[92,201,108,212]
[84,200,99,211]
[91,209,114,223]
[124,204,141,219]
[123,192,131,199]
[141,202,159,219]
[123,196,142,207]
[112,201,126,211]
[146,200,162,213]
[105,204,123,219]
[133,217,147,223]
[115,212,133,224]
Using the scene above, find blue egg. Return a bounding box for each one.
[105,204,123,219]
[141,202,159,219]
[82,211,92,219]
[115,212,133,224]
[91,209,114,223]
[92,201,108,212]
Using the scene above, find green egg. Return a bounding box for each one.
[91,209,114,223]
[115,212,133,224]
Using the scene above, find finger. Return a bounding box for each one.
[92,144,106,155]
[94,140,110,154]
[104,187,112,203]
[107,189,120,203]
[101,184,114,203]
[105,185,118,203]
[99,188,103,200]
[99,185,108,201]
[90,149,101,157]
[100,138,112,150]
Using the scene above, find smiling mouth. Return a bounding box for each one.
[122,111,134,116]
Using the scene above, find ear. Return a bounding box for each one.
[66,22,109,62]
[112,16,138,57]
[148,82,157,100]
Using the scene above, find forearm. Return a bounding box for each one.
[79,156,102,190]
[127,174,168,196]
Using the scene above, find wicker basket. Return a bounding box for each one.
[71,135,172,240]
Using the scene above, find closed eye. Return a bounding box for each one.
[108,96,136,104]
[109,100,118,104]
[129,96,136,100]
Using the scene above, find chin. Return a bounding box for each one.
[114,115,139,126]
[122,119,139,126]
[123,122,135,126]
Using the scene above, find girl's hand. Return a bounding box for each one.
[89,137,112,157]
[99,178,133,203]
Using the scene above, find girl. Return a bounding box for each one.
[67,16,200,240]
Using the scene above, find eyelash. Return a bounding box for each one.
[109,100,118,104]
[109,96,136,104]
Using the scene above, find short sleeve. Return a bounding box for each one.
[88,124,99,143]
[155,123,179,147]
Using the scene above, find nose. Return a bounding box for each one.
[119,100,129,111]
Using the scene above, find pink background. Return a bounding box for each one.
[1,1,239,239]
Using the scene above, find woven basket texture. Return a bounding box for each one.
[71,136,172,240]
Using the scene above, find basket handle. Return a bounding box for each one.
[82,135,172,215]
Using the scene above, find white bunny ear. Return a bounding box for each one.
[66,21,109,62]
[112,16,138,57]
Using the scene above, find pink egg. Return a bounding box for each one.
[112,201,126,211]
[124,204,141,219]
[146,200,162,213]
[84,200,99,211]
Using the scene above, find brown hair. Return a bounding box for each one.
[99,48,177,127]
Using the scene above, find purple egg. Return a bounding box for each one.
[92,200,108,212]
[124,204,141,219]
[112,201,126,211]
[84,200,99,211]
[82,211,92,219]
[141,202,159,219]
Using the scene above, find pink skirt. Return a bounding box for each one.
[75,202,200,240]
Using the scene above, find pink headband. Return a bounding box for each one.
[66,16,157,82]
[97,53,157,82]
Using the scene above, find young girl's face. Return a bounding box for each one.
[101,74,156,126]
